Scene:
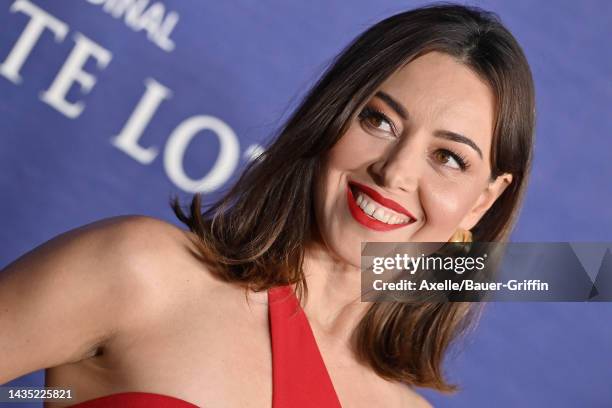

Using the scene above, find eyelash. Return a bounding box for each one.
[357,105,471,171]
[358,106,397,136]
[434,148,470,171]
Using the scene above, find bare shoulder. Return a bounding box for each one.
[88,214,196,260]
[32,214,210,294]
[82,214,224,298]
[0,214,215,383]
[90,214,198,268]
[95,215,234,313]
[0,213,214,325]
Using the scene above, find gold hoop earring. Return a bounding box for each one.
[448,228,473,243]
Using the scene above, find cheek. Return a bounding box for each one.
[419,179,483,236]
[326,126,382,170]
[317,128,383,216]
[313,127,384,260]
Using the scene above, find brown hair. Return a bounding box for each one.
[171,3,535,392]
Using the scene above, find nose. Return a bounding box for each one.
[369,136,423,193]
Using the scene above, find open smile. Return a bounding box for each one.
[346,181,417,232]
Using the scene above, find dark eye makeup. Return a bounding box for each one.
[432,148,470,170]
[358,106,397,136]
[357,105,471,172]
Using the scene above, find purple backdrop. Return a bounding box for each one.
[1,1,611,406]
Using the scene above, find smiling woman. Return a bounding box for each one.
[332,51,512,248]
[170,1,534,399]
[0,3,534,408]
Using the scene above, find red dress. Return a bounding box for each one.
[67,285,342,407]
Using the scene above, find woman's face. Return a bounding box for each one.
[314,51,512,266]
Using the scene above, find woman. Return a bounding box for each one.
[0,3,534,407]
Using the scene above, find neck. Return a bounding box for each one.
[298,239,369,345]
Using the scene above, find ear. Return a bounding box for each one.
[459,173,513,230]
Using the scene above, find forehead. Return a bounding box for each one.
[378,51,496,157]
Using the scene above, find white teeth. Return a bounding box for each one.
[355,192,411,225]
[364,202,376,216]
[357,195,372,212]
[359,198,371,214]
[372,208,389,222]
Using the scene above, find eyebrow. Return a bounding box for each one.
[374,91,483,159]
[375,91,408,119]
[434,130,483,158]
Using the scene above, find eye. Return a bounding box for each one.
[432,149,470,171]
[358,106,397,137]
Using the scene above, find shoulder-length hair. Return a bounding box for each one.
[171,3,535,392]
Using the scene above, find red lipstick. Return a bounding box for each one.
[349,181,416,219]
[346,181,416,232]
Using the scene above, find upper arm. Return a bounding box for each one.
[0,215,186,384]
